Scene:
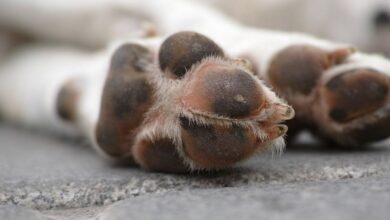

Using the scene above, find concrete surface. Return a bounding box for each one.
[0,124,389,219]
[0,205,49,220]
[98,177,390,220]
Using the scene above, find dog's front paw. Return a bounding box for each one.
[95,31,294,172]
[131,32,293,171]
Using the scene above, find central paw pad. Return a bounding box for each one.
[180,65,265,118]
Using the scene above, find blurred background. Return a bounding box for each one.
[202,0,390,55]
[1,0,390,58]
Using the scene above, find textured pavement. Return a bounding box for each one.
[98,177,390,220]
[0,124,389,219]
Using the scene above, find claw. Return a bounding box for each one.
[271,103,295,122]
[269,124,288,138]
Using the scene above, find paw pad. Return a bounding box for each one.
[324,69,389,123]
[268,45,354,96]
[180,65,264,118]
[180,117,259,167]
[96,43,155,157]
[135,137,188,172]
[158,31,224,78]
[268,45,329,95]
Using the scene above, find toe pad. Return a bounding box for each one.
[324,69,389,123]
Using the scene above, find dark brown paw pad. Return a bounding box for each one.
[179,117,259,168]
[95,43,155,157]
[268,45,353,96]
[159,31,224,78]
[323,69,389,123]
[344,112,390,143]
[134,137,188,173]
[180,65,264,118]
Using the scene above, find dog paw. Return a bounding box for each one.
[266,44,390,146]
[138,31,292,171]
[95,31,294,172]
[315,68,390,145]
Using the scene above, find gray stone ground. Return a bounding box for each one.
[0,124,390,219]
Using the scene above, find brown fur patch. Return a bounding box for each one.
[56,80,80,121]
